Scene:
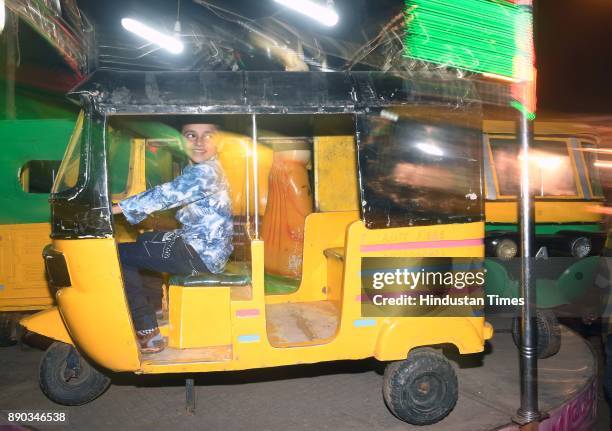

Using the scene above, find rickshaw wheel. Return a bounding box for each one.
[383,347,458,426]
[512,309,561,359]
[39,342,111,406]
[0,313,17,347]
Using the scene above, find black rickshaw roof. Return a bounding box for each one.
[68,69,492,115]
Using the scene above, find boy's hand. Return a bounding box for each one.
[112,204,123,215]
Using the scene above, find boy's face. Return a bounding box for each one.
[181,123,218,163]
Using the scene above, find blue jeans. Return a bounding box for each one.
[118,231,209,331]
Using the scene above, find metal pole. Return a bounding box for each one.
[251,114,259,239]
[513,109,541,427]
[511,0,541,426]
[245,135,250,234]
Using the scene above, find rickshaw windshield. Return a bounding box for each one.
[52,111,85,193]
[490,138,579,197]
[358,110,483,228]
[582,143,604,197]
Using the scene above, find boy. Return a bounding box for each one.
[112,122,233,353]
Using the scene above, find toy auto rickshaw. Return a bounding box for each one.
[0,118,75,346]
[483,120,607,358]
[22,70,493,426]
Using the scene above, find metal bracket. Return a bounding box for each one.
[186,378,196,414]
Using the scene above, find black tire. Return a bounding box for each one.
[512,309,561,359]
[0,313,17,347]
[383,347,458,426]
[39,342,111,405]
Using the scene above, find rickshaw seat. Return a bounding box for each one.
[170,273,250,287]
[169,261,251,288]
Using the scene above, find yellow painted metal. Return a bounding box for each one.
[483,120,599,139]
[0,305,49,311]
[357,221,484,257]
[168,285,232,348]
[140,220,490,374]
[27,126,490,376]
[27,224,489,375]
[264,211,359,305]
[325,249,344,309]
[20,307,72,345]
[0,223,54,312]
[346,220,488,360]
[51,238,140,371]
[111,138,147,201]
[314,136,359,212]
[375,318,493,358]
[486,201,603,224]
[110,138,151,243]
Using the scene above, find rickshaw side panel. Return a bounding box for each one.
[264,211,360,305]
[343,220,491,360]
[374,317,492,360]
[53,238,140,371]
[20,307,73,345]
[145,219,492,374]
[0,223,54,311]
[0,119,76,313]
[486,201,602,224]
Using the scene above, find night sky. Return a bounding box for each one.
[536,0,612,114]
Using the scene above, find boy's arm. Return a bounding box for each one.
[118,164,221,225]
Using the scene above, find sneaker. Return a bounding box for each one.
[137,328,166,354]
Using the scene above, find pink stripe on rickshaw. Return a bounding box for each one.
[360,238,484,253]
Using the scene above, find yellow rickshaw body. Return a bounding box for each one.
[22,129,492,374]
[21,71,495,376]
[24,218,490,374]
[483,120,604,224]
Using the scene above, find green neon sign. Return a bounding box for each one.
[404,0,533,79]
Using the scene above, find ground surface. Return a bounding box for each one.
[0,329,605,431]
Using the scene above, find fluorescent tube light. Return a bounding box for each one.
[121,18,184,54]
[274,0,339,26]
[0,1,5,34]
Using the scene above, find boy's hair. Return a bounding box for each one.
[175,115,221,130]
[180,123,218,132]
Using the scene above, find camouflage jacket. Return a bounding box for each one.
[119,159,234,273]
